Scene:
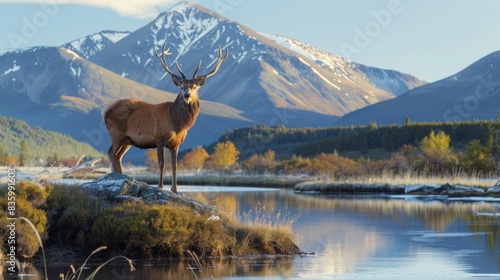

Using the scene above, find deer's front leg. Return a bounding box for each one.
[156,143,166,189]
[169,146,179,194]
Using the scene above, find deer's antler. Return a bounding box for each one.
[154,41,186,80]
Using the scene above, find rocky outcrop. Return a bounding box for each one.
[80,173,217,214]
[294,181,498,197]
[293,181,406,194]
[487,186,500,196]
[404,183,486,197]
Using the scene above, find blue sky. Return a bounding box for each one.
[1,0,500,82]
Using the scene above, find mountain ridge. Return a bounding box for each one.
[260,32,426,96]
[62,30,131,59]
[90,1,423,118]
[337,51,500,126]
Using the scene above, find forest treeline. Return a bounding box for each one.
[174,119,500,178]
[214,120,500,159]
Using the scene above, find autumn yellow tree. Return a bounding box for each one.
[418,130,456,171]
[5,155,18,166]
[205,141,240,170]
[419,130,450,153]
[311,152,358,178]
[180,146,209,171]
[145,149,171,171]
[242,149,276,174]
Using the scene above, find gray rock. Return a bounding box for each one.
[405,184,448,195]
[79,173,217,214]
[80,173,146,198]
[448,185,485,196]
[406,183,487,197]
[487,186,500,195]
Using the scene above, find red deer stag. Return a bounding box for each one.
[102,41,228,193]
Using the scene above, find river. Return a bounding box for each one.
[6,186,500,279]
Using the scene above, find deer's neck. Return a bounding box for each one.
[169,95,200,132]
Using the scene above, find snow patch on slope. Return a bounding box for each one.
[262,32,359,86]
[102,31,130,43]
[262,32,425,95]
[298,57,340,90]
[312,67,341,90]
[64,31,130,58]
[2,60,20,76]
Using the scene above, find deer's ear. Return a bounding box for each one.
[196,77,207,87]
[171,75,183,87]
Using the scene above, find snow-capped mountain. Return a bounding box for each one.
[261,33,426,96]
[337,51,500,125]
[62,30,131,59]
[90,1,423,121]
[0,1,433,158]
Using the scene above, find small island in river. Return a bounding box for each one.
[0,173,301,263]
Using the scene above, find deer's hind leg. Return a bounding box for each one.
[108,141,131,174]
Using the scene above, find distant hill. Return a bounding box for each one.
[0,114,104,162]
[337,51,500,126]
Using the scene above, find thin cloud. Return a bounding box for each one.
[0,0,179,18]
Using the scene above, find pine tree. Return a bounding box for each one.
[19,140,29,166]
[0,144,5,165]
[405,116,411,126]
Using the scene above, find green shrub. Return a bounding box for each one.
[46,185,104,248]
[0,181,51,259]
[88,203,236,258]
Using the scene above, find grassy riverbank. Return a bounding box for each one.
[132,173,307,188]
[67,170,500,197]
[132,172,500,196]
[294,175,500,197]
[0,181,301,263]
[51,168,308,188]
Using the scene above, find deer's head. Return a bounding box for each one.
[155,42,228,105]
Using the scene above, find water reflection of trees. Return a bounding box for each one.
[195,191,500,243]
[132,258,295,280]
[2,257,295,279]
[467,216,500,253]
[188,190,500,273]
[290,194,500,252]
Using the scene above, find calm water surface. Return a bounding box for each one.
[6,186,500,279]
